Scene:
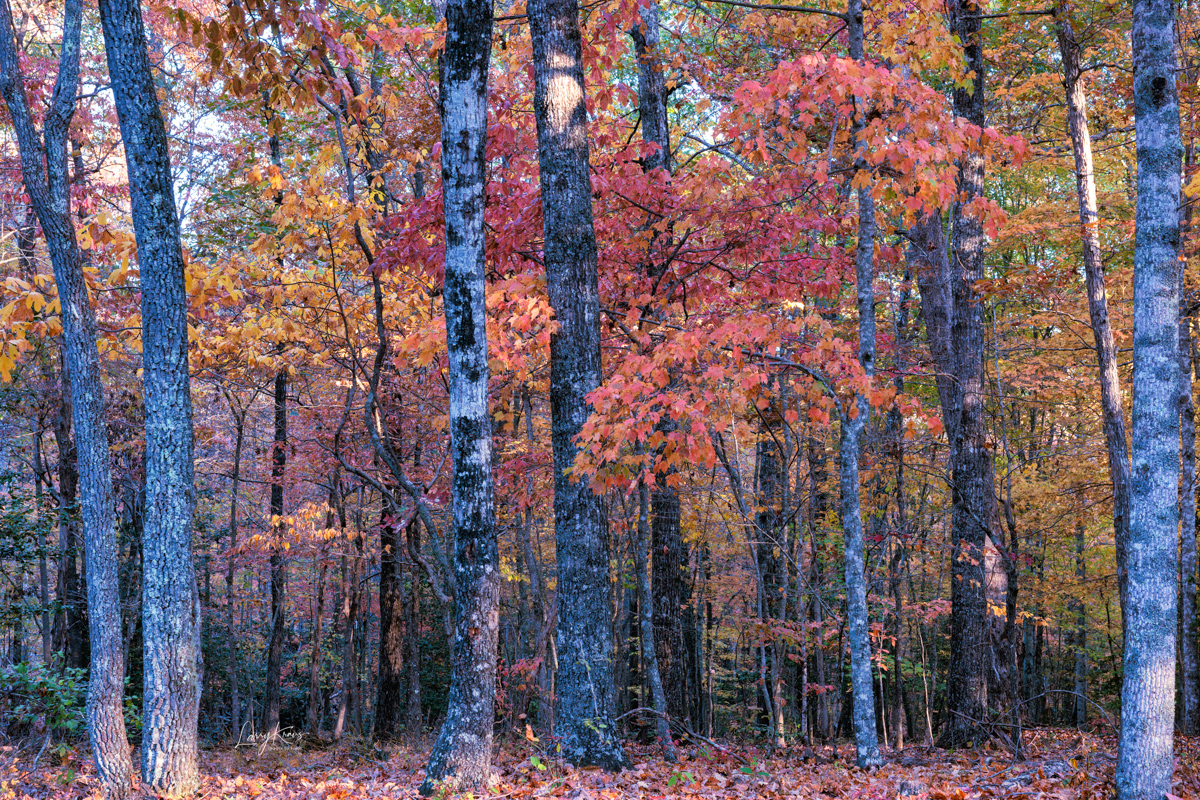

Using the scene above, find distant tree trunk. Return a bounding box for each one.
[629,0,690,730]
[840,0,881,768]
[0,0,135,791]
[1055,1,1132,618]
[637,474,677,761]
[52,366,87,671]
[334,490,360,741]
[419,0,498,783]
[98,0,202,787]
[223,391,249,740]
[404,521,423,735]
[264,368,288,740]
[306,490,334,736]
[1116,1,1182,797]
[375,497,405,740]
[529,0,629,769]
[1073,524,1087,728]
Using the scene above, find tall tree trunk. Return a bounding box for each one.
[936,0,995,749]
[629,0,690,729]
[840,0,881,768]
[1178,144,1199,735]
[0,0,135,792]
[529,0,629,768]
[264,368,288,739]
[1055,1,1132,618]
[420,0,498,783]
[1117,1,1182,797]
[98,0,202,788]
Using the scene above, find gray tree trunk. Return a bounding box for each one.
[840,0,881,768]
[938,0,995,749]
[529,0,630,769]
[0,0,136,793]
[97,0,202,789]
[1178,149,1199,736]
[419,0,498,787]
[1055,1,1132,619]
[1116,1,1182,797]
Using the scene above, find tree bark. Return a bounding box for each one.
[529,0,630,768]
[1055,1,1132,619]
[936,0,995,749]
[420,0,499,784]
[1116,1,1182,797]
[97,0,202,788]
[840,0,881,768]
[0,0,136,792]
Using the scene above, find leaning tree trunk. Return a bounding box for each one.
[419,0,499,788]
[840,0,881,768]
[97,0,202,790]
[1116,2,1182,796]
[0,0,135,792]
[529,0,630,769]
[1055,0,1132,619]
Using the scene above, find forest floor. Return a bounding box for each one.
[2,729,1198,800]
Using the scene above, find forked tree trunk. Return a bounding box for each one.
[1117,2,1182,796]
[0,0,135,792]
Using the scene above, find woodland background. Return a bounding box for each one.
[0,0,1199,795]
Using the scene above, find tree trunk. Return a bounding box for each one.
[97,0,202,787]
[305,495,332,736]
[375,498,405,739]
[224,392,249,740]
[529,0,629,770]
[404,521,424,735]
[840,0,881,767]
[1055,0,1132,619]
[264,368,288,740]
[0,1,135,792]
[637,474,677,761]
[420,2,499,783]
[1178,146,1199,735]
[1117,2,1182,797]
[935,0,995,749]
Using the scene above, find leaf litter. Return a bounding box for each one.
[2,729,1198,800]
